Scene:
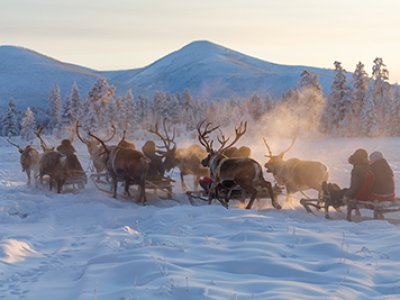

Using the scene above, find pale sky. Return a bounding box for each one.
[2,0,400,82]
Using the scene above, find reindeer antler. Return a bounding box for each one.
[148,118,176,152]
[263,133,297,158]
[88,131,110,155]
[279,133,297,156]
[75,122,89,144]
[35,127,52,152]
[263,137,273,158]
[103,124,116,143]
[217,121,247,153]
[7,136,23,152]
[77,122,116,144]
[197,120,220,153]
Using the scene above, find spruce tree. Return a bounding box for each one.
[70,82,81,124]
[2,99,19,136]
[48,84,62,134]
[369,57,391,136]
[326,62,352,136]
[352,62,369,135]
[86,78,116,130]
[20,107,36,141]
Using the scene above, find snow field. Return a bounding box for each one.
[0,137,400,299]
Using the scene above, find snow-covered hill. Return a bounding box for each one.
[0,46,101,110]
[0,41,339,110]
[105,40,336,100]
[1,136,400,299]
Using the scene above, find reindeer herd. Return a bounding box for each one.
[7,120,330,213]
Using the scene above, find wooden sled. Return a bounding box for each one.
[90,172,175,200]
[301,195,400,221]
[38,169,87,192]
[346,198,400,221]
[187,182,282,208]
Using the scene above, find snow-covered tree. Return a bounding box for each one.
[363,58,392,136]
[246,94,263,121]
[153,91,168,121]
[20,107,36,141]
[295,70,326,135]
[2,99,19,136]
[300,70,322,91]
[351,62,369,135]
[326,61,352,136]
[390,86,400,135]
[84,78,116,131]
[48,84,62,134]
[70,82,81,123]
[179,89,195,129]
[122,89,135,131]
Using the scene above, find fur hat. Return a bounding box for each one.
[348,148,368,165]
[369,151,383,163]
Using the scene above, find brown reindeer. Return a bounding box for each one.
[88,132,149,203]
[76,122,116,174]
[34,127,71,192]
[198,121,281,210]
[38,151,70,193]
[7,138,40,185]
[149,118,208,191]
[263,136,329,205]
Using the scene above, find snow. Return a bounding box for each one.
[1,136,400,299]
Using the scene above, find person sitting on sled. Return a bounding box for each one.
[344,148,374,202]
[369,151,395,201]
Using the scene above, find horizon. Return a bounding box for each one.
[2,0,400,83]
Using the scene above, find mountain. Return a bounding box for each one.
[0,41,338,110]
[104,40,336,100]
[0,46,101,110]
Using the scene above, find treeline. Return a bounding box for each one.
[1,57,399,140]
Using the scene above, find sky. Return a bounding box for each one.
[2,0,400,82]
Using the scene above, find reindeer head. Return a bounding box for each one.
[148,118,177,171]
[76,122,115,155]
[263,135,297,174]
[20,145,39,171]
[197,120,247,168]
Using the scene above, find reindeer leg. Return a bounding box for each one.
[265,181,281,210]
[246,192,257,209]
[27,170,31,185]
[141,181,147,205]
[49,178,53,191]
[180,172,188,191]
[112,177,118,198]
[324,203,331,219]
[124,180,131,197]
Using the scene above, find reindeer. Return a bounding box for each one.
[88,132,149,202]
[76,122,116,174]
[263,136,329,205]
[149,118,208,191]
[34,127,71,192]
[7,137,40,185]
[38,151,70,193]
[197,121,281,210]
